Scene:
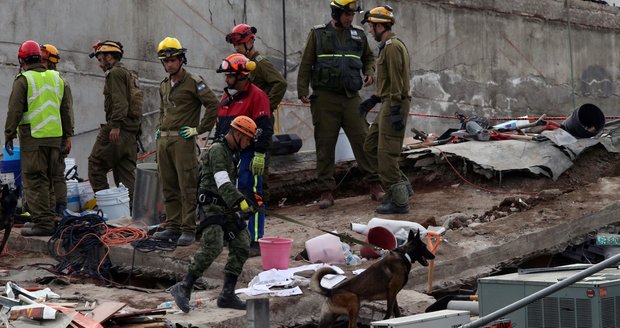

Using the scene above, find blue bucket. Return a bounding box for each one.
[2,146,20,161]
[0,159,22,191]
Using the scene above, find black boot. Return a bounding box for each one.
[55,202,67,216]
[217,273,246,310]
[170,273,198,313]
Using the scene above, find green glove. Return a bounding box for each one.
[179,126,198,140]
[251,152,266,176]
[155,129,160,140]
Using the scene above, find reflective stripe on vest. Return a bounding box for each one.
[19,70,64,138]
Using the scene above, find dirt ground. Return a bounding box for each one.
[2,144,620,327]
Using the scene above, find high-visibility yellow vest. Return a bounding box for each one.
[19,70,64,138]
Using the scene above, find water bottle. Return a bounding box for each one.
[157,301,175,309]
[346,254,362,266]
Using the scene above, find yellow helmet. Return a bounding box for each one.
[89,40,123,58]
[40,44,60,64]
[157,37,187,60]
[330,0,361,12]
[361,5,395,25]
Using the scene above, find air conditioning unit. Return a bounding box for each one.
[371,309,470,328]
[479,266,620,327]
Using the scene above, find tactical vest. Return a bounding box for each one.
[312,23,365,92]
[19,70,64,138]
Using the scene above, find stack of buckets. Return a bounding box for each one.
[0,146,22,192]
[64,158,96,213]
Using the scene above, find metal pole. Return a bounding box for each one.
[247,298,269,328]
[282,0,287,78]
[461,252,620,328]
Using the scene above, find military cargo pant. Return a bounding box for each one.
[238,149,264,242]
[310,90,379,191]
[189,220,250,277]
[157,135,198,234]
[88,125,137,203]
[52,138,68,208]
[364,99,411,205]
[21,145,59,231]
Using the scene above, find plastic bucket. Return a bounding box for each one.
[95,187,130,220]
[64,158,78,180]
[78,181,96,210]
[335,128,354,163]
[258,237,293,270]
[0,159,21,191]
[305,233,344,264]
[561,103,605,138]
[66,179,80,212]
[132,163,164,226]
[3,146,20,161]
[360,226,398,259]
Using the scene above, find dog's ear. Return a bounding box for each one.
[408,229,417,242]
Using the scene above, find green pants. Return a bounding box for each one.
[53,138,68,206]
[364,99,411,188]
[157,135,198,234]
[88,126,137,203]
[310,90,378,191]
[21,146,60,231]
[189,222,250,277]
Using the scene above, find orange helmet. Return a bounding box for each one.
[89,40,123,58]
[361,5,395,25]
[41,44,60,64]
[226,24,257,44]
[230,115,257,138]
[216,53,256,75]
[18,40,41,61]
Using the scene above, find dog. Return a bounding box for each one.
[310,230,435,328]
[0,184,19,255]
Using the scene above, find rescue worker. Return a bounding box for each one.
[5,40,73,236]
[41,43,74,215]
[213,53,273,257]
[360,6,412,214]
[226,25,286,254]
[151,37,219,246]
[87,40,139,204]
[170,116,258,312]
[297,0,385,209]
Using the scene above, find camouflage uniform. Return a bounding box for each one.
[189,140,250,277]
[5,63,73,232]
[88,62,139,201]
[297,22,379,192]
[158,68,218,234]
[364,32,411,206]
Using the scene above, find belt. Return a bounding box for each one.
[160,130,180,137]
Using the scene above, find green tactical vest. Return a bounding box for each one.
[19,70,64,138]
[312,23,365,92]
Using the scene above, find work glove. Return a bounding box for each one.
[389,105,405,131]
[250,152,266,176]
[359,95,381,117]
[239,199,255,213]
[179,126,198,140]
[155,128,160,140]
[4,139,13,156]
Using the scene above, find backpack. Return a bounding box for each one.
[127,70,144,119]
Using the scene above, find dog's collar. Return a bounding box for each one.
[404,253,412,263]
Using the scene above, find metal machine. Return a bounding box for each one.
[370,309,470,328]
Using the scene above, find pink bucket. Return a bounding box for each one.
[258,237,293,270]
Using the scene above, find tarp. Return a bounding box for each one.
[404,129,601,180]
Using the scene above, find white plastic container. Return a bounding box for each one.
[78,181,96,210]
[64,157,77,180]
[305,233,345,264]
[335,129,354,163]
[95,186,130,220]
[66,179,80,212]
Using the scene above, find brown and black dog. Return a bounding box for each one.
[311,230,435,328]
[0,184,19,255]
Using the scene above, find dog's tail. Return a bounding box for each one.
[310,267,337,296]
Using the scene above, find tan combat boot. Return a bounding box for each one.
[318,191,334,209]
[369,182,385,202]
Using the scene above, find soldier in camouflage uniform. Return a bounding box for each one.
[87,40,139,203]
[360,6,412,214]
[151,37,219,247]
[5,40,73,236]
[226,25,286,255]
[170,116,258,313]
[297,0,385,209]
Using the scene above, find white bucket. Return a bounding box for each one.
[66,179,80,212]
[78,181,96,210]
[335,128,354,163]
[64,157,77,180]
[95,187,130,220]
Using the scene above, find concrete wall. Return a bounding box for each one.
[0,0,618,178]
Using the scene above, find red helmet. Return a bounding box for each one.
[226,24,257,44]
[18,40,41,61]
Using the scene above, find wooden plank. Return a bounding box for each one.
[87,301,126,324]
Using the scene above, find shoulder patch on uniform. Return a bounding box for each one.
[386,39,393,45]
[196,81,207,91]
[254,54,265,62]
[313,23,327,29]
